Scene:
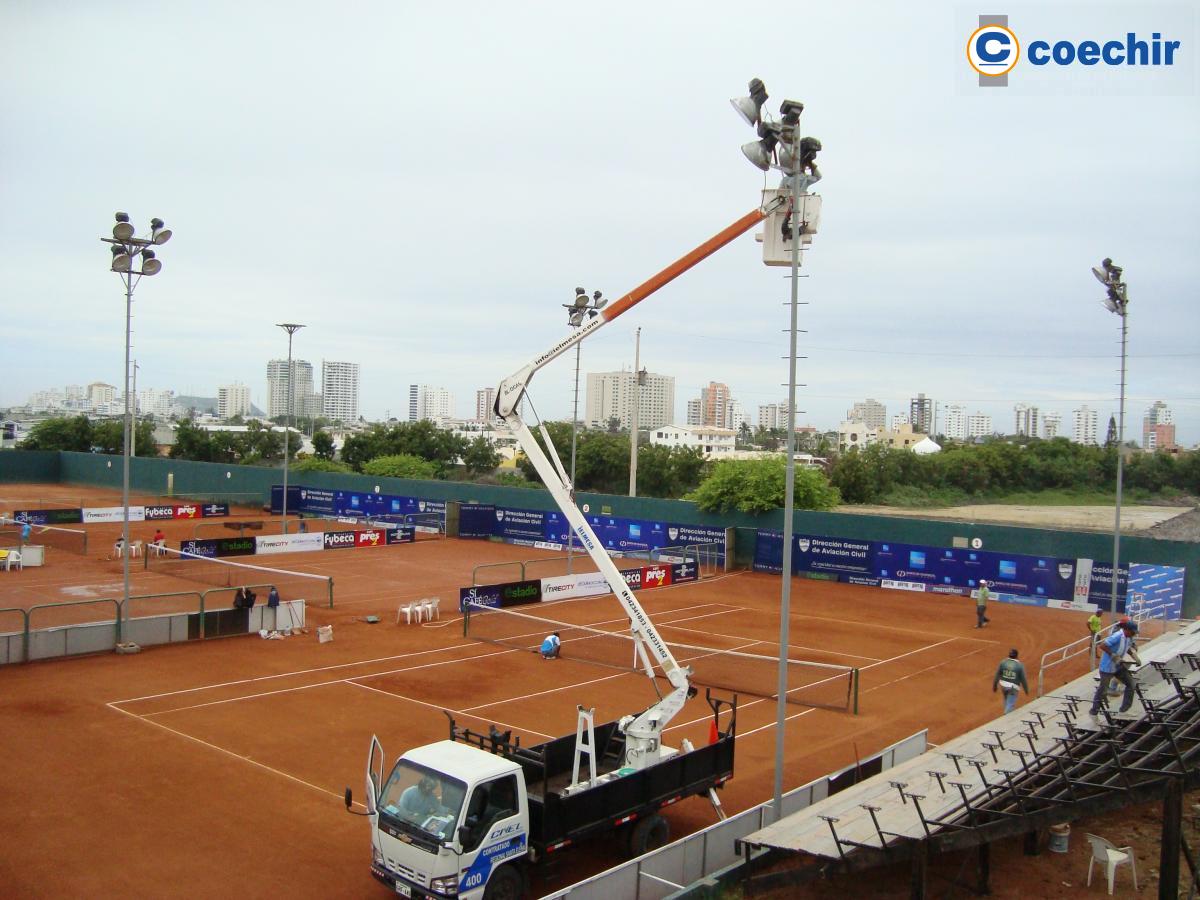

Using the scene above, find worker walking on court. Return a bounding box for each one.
[975,580,991,628]
[540,632,561,659]
[1089,618,1142,718]
[992,648,1029,714]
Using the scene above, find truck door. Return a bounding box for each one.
[364,735,384,817]
[456,774,526,894]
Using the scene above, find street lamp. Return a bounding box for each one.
[562,289,607,573]
[1092,258,1129,620]
[101,212,172,637]
[276,323,305,535]
[732,78,823,822]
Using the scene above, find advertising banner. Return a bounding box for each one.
[493,508,549,545]
[212,536,257,557]
[1073,558,1094,605]
[12,508,83,525]
[143,505,178,520]
[1127,563,1186,621]
[83,506,146,524]
[180,539,219,558]
[1085,562,1130,611]
[322,530,358,551]
[539,573,605,601]
[640,564,673,589]
[172,504,202,519]
[795,535,874,578]
[355,529,387,548]
[458,579,542,612]
[200,503,230,517]
[255,532,324,555]
[385,526,416,544]
[671,561,699,584]
[459,505,495,539]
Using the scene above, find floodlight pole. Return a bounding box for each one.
[629,327,641,497]
[130,360,138,459]
[277,324,305,535]
[773,130,806,823]
[1111,307,1128,619]
[568,341,581,574]
[121,277,134,630]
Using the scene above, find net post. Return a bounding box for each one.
[852,668,860,715]
[462,602,470,638]
[327,577,334,608]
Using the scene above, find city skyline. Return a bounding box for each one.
[2,5,1196,447]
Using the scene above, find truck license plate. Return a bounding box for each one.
[394,882,411,897]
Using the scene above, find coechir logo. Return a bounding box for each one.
[967,23,1021,76]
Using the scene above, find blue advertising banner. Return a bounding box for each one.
[459,579,542,611]
[180,539,219,558]
[179,536,254,557]
[385,526,416,545]
[1127,564,1185,620]
[494,507,550,545]
[200,503,230,518]
[459,505,495,539]
[1086,561,1131,611]
[12,508,83,525]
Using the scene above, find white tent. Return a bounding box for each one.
[913,436,942,455]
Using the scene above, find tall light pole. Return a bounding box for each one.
[1092,258,1129,620]
[130,360,139,458]
[629,327,644,497]
[276,324,305,535]
[101,212,172,635]
[562,289,606,572]
[733,79,823,821]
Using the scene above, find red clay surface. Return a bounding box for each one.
[0,483,1100,898]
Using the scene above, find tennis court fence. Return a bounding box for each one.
[463,601,859,713]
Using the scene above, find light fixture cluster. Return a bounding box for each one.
[1092,257,1128,316]
[564,287,607,327]
[730,78,822,177]
[104,212,172,276]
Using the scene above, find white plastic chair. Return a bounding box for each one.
[113,542,125,558]
[397,602,417,625]
[420,597,439,621]
[152,540,167,557]
[5,550,21,572]
[1085,833,1137,894]
[129,540,144,558]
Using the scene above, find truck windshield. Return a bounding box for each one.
[379,762,467,843]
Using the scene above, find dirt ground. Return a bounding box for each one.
[0,482,1190,898]
[843,502,1196,535]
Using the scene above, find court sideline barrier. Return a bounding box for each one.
[541,731,928,900]
[0,589,309,664]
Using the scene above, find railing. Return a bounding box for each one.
[472,561,526,586]
[541,731,928,900]
[1038,605,1178,696]
[0,588,310,665]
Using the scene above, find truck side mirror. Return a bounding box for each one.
[457,826,470,848]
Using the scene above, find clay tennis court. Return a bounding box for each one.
[0,483,1095,897]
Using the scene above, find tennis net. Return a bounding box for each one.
[463,602,858,712]
[0,519,88,556]
[144,545,334,607]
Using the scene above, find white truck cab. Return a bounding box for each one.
[365,738,529,899]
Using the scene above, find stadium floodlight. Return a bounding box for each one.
[741,122,782,171]
[276,323,306,536]
[1092,257,1129,623]
[100,210,173,646]
[730,77,769,126]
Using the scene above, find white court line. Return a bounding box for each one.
[349,682,555,740]
[106,702,351,804]
[133,646,522,716]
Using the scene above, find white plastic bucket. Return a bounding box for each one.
[317,625,333,644]
[1048,823,1070,853]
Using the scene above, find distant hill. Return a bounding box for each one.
[175,395,265,417]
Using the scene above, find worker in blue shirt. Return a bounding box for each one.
[540,632,561,659]
[1089,618,1142,717]
[20,521,32,544]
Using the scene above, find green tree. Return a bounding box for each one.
[362,454,438,480]
[291,457,354,474]
[830,447,874,503]
[635,445,707,498]
[462,436,501,475]
[687,456,840,514]
[170,420,214,461]
[19,415,93,452]
[312,429,336,460]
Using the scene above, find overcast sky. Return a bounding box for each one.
[2,1,1197,444]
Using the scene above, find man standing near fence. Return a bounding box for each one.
[1089,619,1142,718]
[975,580,991,628]
[992,649,1029,714]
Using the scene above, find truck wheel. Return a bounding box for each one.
[482,863,524,900]
[629,814,670,857]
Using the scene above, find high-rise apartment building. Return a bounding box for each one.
[725,399,749,432]
[967,412,992,439]
[1043,412,1062,439]
[758,403,784,430]
[476,388,496,423]
[267,359,315,419]
[1072,405,1098,445]
[585,370,675,431]
[217,383,250,419]
[847,398,887,431]
[686,399,702,426]
[1014,403,1040,438]
[943,405,967,440]
[1143,401,1174,451]
[700,382,732,428]
[321,361,360,422]
[909,393,935,435]
[409,385,455,423]
[87,382,117,410]
[891,413,910,431]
